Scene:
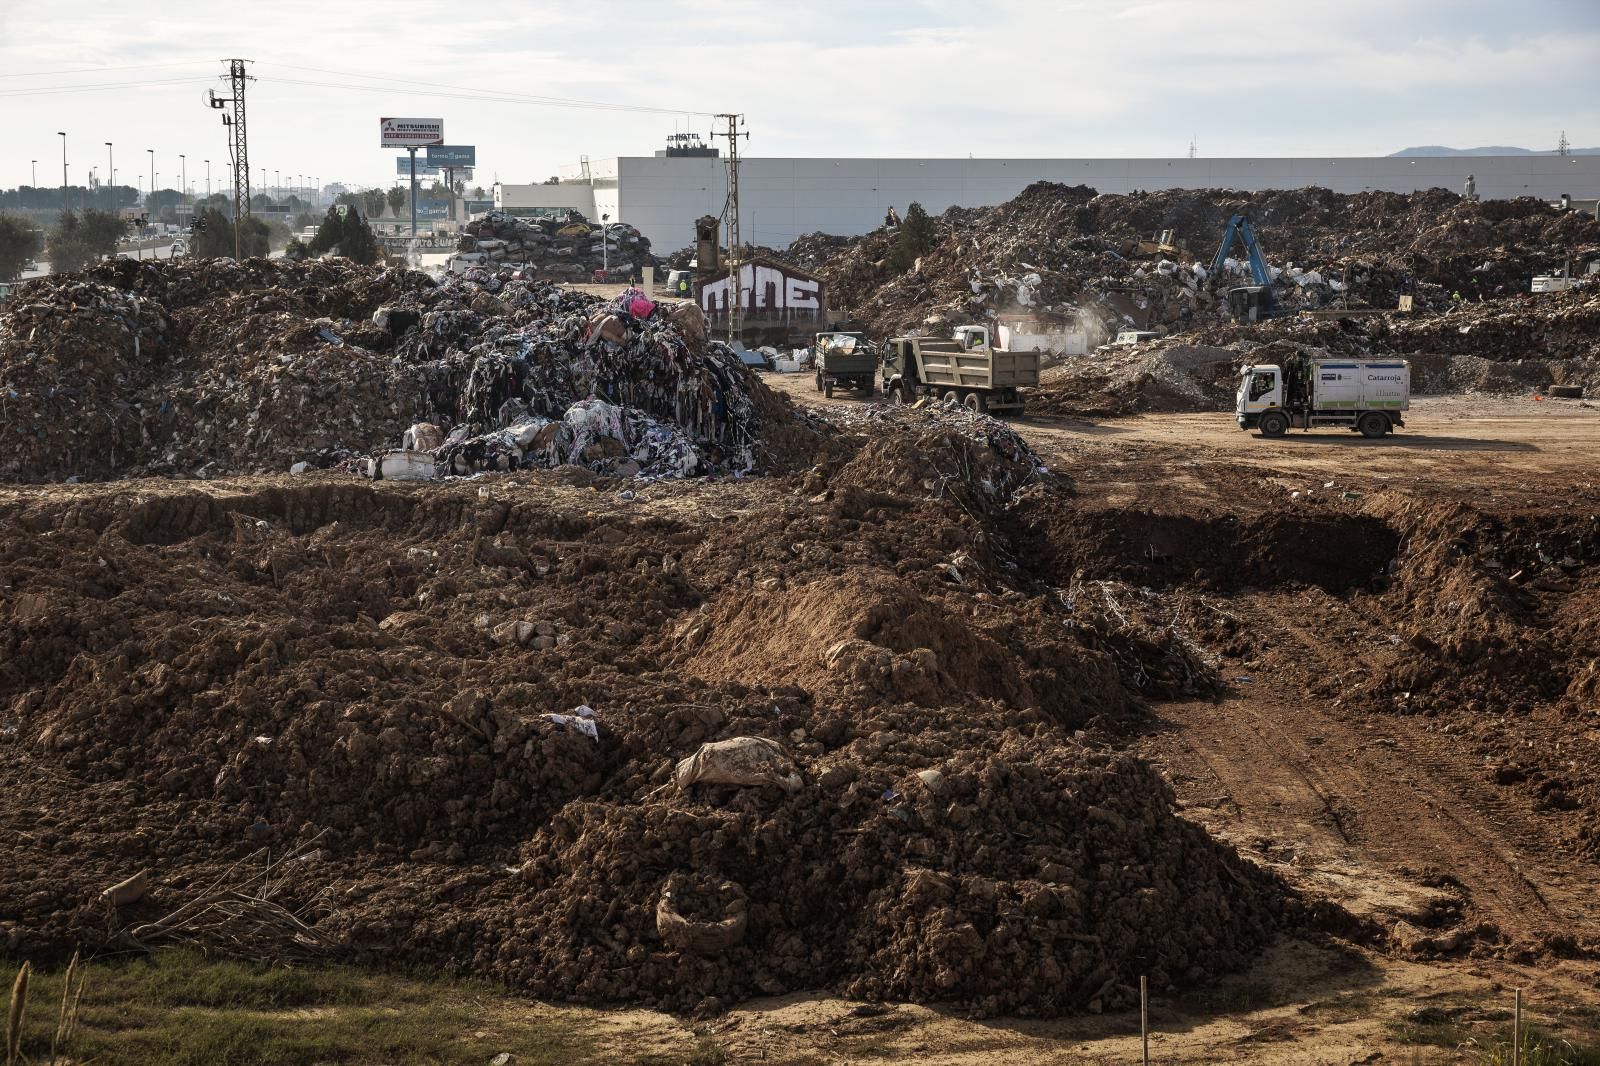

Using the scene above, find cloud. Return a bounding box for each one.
[2,0,1596,193]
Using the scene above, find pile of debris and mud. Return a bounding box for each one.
[793,182,1600,350]
[456,210,656,280]
[0,258,812,483]
[0,407,1310,1017]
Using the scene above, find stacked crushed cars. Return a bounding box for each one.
[458,210,656,280]
[0,258,799,483]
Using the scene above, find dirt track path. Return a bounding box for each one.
[1143,590,1600,954]
[771,372,1600,956]
[767,374,1600,498]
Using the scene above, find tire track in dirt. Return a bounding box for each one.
[1149,593,1597,952]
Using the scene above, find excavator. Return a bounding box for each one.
[1210,214,1283,322]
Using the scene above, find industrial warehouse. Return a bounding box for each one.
[3,6,1600,1064]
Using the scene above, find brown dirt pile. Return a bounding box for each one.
[0,413,1303,1016]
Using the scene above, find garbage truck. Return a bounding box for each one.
[881,325,1041,413]
[1237,354,1410,438]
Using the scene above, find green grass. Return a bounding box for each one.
[2,949,603,1066]
[1461,1026,1600,1066]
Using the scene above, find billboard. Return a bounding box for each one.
[414,200,452,219]
[380,117,444,147]
[426,145,476,167]
[463,199,495,215]
[397,159,474,178]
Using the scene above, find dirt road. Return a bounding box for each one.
[766,373,1600,499]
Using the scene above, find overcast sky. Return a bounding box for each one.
[3,0,1597,194]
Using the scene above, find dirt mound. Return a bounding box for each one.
[0,259,817,482]
[1027,343,1243,416]
[0,428,1306,1014]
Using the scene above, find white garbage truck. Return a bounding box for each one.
[1237,354,1410,438]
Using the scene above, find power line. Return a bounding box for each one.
[263,73,709,117]
[0,60,216,79]
[271,62,715,116]
[0,76,215,98]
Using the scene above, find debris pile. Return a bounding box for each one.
[457,211,656,279]
[1027,342,1244,417]
[0,259,813,482]
[796,183,1600,346]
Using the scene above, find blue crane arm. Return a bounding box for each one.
[1210,213,1273,286]
[1237,216,1272,286]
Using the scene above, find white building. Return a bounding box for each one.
[495,152,1600,252]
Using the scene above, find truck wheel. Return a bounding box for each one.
[964,392,988,414]
[943,390,960,404]
[1358,412,1388,438]
[901,381,918,406]
[1259,411,1289,438]
[824,379,833,398]
[814,371,823,393]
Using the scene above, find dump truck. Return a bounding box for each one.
[813,331,876,397]
[881,325,1041,413]
[1237,354,1409,438]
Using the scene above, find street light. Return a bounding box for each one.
[105,142,113,211]
[180,154,187,211]
[31,160,36,188]
[57,132,67,213]
[205,159,211,197]
[147,149,155,257]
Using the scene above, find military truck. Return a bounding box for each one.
[881,325,1041,414]
[813,331,877,397]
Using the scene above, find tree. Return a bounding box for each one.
[0,215,40,281]
[238,216,270,258]
[190,208,235,258]
[891,202,937,272]
[309,206,346,254]
[44,209,124,273]
[386,187,407,216]
[284,236,309,261]
[360,189,386,218]
[337,211,379,265]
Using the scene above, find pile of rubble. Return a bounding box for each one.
[797,183,1600,348]
[457,211,656,280]
[1027,342,1244,417]
[0,259,813,483]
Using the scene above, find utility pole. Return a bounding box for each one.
[408,147,419,238]
[147,149,155,223]
[31,160,37,189]
[1558,130,1570,157]
[57,132,67,213]
[208,59,253,259]
[180,155,187,212]
[105,143,114,211]
[714,112,748,345]
[204,159,211,197]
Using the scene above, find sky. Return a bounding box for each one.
[3,0,1598,195]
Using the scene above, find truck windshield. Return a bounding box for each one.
[1249,373,1276,401]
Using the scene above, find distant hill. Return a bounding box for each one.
[1391,145,1600,157]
